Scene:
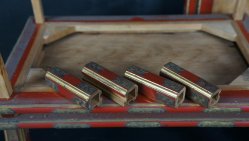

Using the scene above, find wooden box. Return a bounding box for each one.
[1,1,249,137]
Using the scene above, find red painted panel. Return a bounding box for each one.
[200,0,214,14]
[93,107,129,113]
[11,24,41,86]
[160,121,199,127]
[12,107,55,114]
[234,122,249,127]
[89,122,126,127]
[18,123,54,128]
[240,107,249,112]
[237,21,249,43]
[164,106,204,113]
[189,0,198,15]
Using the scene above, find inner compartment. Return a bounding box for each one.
[177,88,186,105]
[90,93,101,108]
[127,87,137,102]
[39,32,247,85]
[210,91,221,106]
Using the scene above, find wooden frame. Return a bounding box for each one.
[1,1,249,137]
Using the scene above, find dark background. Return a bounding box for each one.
[0,0,247,140]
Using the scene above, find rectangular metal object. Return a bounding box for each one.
[45,67,102,110]
[82,62,138,106]
[160,62,221,107]
[125,66,186,108]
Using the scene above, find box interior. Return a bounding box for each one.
[36,31,248,85]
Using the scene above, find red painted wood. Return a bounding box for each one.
[93,107,129,113]
[89,122,126,127]
[12,107,55,114]
[237,21,249,43]
[164,106,204,112]
[1,90,248,102]
[11,24,41,86]
[13,92,66,101]
[219,90,249,98]
[18,123,54,128]
[189,0,198,15]
[0,90,247,114]
[200,0,214,14]
[240,107,249,112]
[130,17,145,21]
[160,121,199,127]
[46,15,230,23]
[234,122,249,127]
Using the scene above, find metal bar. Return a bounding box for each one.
[45,67,102,110]
[160,62,221,107]
[125,66,186,108]
[82,62,138,106]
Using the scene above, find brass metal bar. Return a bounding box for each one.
[45,67,102,110]
[160,62,221,107]
[82,62,138,106]
[125,65,186,108]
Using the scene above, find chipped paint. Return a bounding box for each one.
[126,122,161,127]
[53,109,90,114]
[128,108,165,113]
[0,108,15,115]
[55,123,90,128]
[0,124,17,130]
[204,108,241,113]
[198,121,234,127]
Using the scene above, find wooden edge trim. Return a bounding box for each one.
[45,14,231,23]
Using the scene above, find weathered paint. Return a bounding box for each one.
[5,18,36,79]
[11,24,41,86]
[198,121,234,127]
[204,108,242,113]
[55,123,90,128]
[160,121,198,127]
[0,90,248,114]
[184,0,214,14]
[237,14,249,42]
[128,108,165,113]
[199,0,214,14]
[126,122,161,128]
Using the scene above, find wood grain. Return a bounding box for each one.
[38,32,247,85]
[14,25,45,87]
[212,0,237,14]
[233,0,247,20]
[31,0,44,24]
[0,55,12,99]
